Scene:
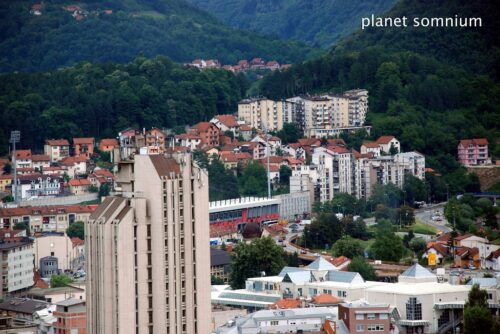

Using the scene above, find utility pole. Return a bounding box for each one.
[264,127,271,199]
[9,131,20,204]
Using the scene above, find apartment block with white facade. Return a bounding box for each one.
[86,153,210,334]
[0,238,34,297]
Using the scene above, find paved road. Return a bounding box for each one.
[273,228,320,261]
[415,203,452,233]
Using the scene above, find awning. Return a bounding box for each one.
[397,320,430,326]
[434,303,465,310]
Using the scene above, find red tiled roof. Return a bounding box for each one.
[327,139,346,147]
[328,146,350,154]
[71,237,85,247]
[362,142,380,148]
[239,124,252,131]
[46,139,69,146]
[94,169,113,178]
[73,137,94,145]
[459,138,488,146]
[0,205,96,217]
[298,138,321,147]
[0,175,12,180]
[486,249,500,260]
[270,298,301,309]
[455,233,474,241]
[428,243,449,256]
[312,294,342,305]
[60,156,87,166]
[352,149,361,159]
[191,122,215,132]
[376,136,396,144]
[31,154,50,162]
[215,115,239,128]
[99,138,118,147]
[15,149,32,160]
[68,179,91,186]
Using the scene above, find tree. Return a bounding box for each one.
[348,256,377,281]
[398,205,415,227]
[463,284,495,334]
[389,143,398,155]
[276,123,301,144]
[88,185,98,193]
[99,184,110,198]
[207,158,239,201]
[409,237,427,254]
[51,274,74,288]
[370,221,405,262]
[2,163,11,174]
[344,217,369,239]
[224,130,234,141]
[211,276,224,285]
[239,160,267,197]
[229,237,288,289]
[303,212,342,249]
[403,174,428,206]
[66,221,85,240]
[279,165,292,186]
[331,237,364,258]
[287,252,300,267]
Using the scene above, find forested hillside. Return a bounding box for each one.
[259,0,500,174]
[189,0,396,47]
[0,56,248,154]
[0,0,318,72]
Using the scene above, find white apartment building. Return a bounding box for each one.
[344,89,368,127]
[86,153,210,334]
[0,238,34,296]
[238,98,285,131]
[312,147,354,199]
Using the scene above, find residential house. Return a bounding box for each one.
[238,123,253,141]
[250,57,265,69]
[14,149,32,169]
[0,204,95,233]
[219,152,252,169]
[210,114,240,137]
[44,139,70,163]
[53,299,86,334]
[175,133,202,150]
[59,156,87,178]
[423,243,449,265]
[283,143,306,160]
[454,247,480,268]
[31,154,50,172]
[0,175,12,193]
[376,136,400,154]
[73,137,95,158]
[0,298,49,322]
[457,138,490,166]
[266,61,280,71]
[454,234,499,267]
[251,134,282,156]
[88,168,114,190]
[68,179,91,195]
[98,138,119,152]
[17,174,63,200]
[143,127,166,154]
[360,142,381,157]
[485,249,500,271]
[189,122,220,147]
[118,127,138,160]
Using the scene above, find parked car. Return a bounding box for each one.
[468,265,476,270]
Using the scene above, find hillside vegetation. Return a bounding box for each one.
[259,0,500,177]
[0,56,248,153]
[0,0,319,72]
[189,0,397,47]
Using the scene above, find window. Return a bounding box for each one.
[406,297,422,320]
[379,313,388,319]
[356,324,365,332]
[270,320,279,326]
[367,324,384,331]
[356,314,364,320]
[367,313,376,320]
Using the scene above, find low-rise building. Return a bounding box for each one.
[211,248,231,284]
[0,175,12,193]
[98,138,118,153]
[73,137,95,159]
[17,174,63,200]
[53,299,86,334]
[14,150,32,169]
[31,154,50,172]
[67,179,91,195]
[189,122,221,147]
[457,138,490,166]
[44,139,70,163]
[59,156,87,178]
[0,204,95,233]
[338,301,391,334]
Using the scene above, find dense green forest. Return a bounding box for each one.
[0,0,319,72]
[188,0,396,47]
[259,0,500,175]
[0,56,248,153]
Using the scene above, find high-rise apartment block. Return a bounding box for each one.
[86,153,210,333]
[238,90,369,137]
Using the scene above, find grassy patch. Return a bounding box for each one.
[411,221,438,235]
[491,238,500,245]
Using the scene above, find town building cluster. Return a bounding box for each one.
[187,57,289,73]
[238,89,369,136]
